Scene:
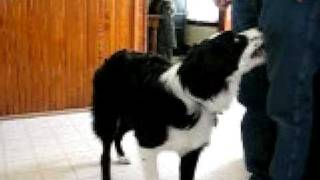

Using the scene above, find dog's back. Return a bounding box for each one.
[92,50,170,138]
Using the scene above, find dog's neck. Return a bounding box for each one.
[160,63,244,114]
[160,63,198,114]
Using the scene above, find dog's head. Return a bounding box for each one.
[238,28,265,73]
[178,28,265,99]
[184,28,264,75]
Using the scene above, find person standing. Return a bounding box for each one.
[214,1,320,180]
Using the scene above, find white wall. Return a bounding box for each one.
[186,0,219,23]
[185,24,219,46]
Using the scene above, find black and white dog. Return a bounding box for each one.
[92,29,265,180]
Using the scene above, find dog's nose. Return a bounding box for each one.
[239,28,263,41]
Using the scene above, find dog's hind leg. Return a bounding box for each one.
[93,114,117,180]
[180,147,203,180]
[101,141,113,180]
[114,121,131,164]
[92,107,119,180]
[139,148,159,180]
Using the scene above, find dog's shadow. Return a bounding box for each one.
[199,159,250,180]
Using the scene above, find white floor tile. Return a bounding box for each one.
[67,151,100,168]
[38,157,71,171]
[0,101,249,180]
[6,158,39,174]
[5,148,35,162]
[74,165,101,180]
[7,171,43,180]
[31,137,59,148]
[5,140,31,151]
[0,160,6,177]
[41,167,78,180]
[34,146,64,158]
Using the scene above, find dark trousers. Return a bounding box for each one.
[238,65,277,177]
[233,1,320,180]
[303,71,320,179]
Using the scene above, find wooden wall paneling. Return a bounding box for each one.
[23,0,30,114]
[0,0,5,114]
[5,0,13,114]
[78,0,88,107]
[66,0,78,108]
[0,0,147,116]
[34,0,46,112]
[29,0,41,113]
[27,0,35,113]
[6,0,11,115]
[11,0,18,114]
[86,0,99,105]
[47,0,56,110]
[6,0,13,114]
[6,0,11,114]
[58,0,67,109]
[34,0,42,112]
[107,0,117,55]
[43,0,51,111]
[83,0,90,107]
[133,0,147,51]
[2,0,8,115]
[81,0,88,107]
[65,0,87,108]
[19,0,28,114]
[64,0,72,110]
[11,0,20,114]
[25,0,33,113]
[116,0,133,50]
[49,0,65,110]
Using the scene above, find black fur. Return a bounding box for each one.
[178,32,248,99]
[92,31,249,180]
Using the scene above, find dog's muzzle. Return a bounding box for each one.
[240,28,265,59]
[239,28,263,41]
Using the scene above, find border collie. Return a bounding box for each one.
[92,28,265,180]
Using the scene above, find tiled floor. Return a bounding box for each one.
[0,101,250,180]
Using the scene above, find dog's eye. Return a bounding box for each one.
[234,37,240,43]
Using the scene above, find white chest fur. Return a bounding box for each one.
[137,108,215,180]
[157,108,215,156]
[155,63,244,156]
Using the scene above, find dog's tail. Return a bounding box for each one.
[92,50,130,136]
[92,57,122,180]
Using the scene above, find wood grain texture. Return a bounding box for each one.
[0,0,146,116]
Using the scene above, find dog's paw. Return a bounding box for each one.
[114,156,131,165]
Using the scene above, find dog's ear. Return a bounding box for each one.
[108,49,129,60]
[178,32,248,99]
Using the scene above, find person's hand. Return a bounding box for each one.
[214,0,232,9]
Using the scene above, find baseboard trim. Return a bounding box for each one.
[0,107,91,121]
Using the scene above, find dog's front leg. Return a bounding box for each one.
[180,147,204,180]
[139,148,159,180]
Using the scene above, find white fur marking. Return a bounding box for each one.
[138,27,266,180]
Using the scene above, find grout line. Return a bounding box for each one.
[23,120,46,180]
[70,118,98,152]
[49,120,80,180]
[0,123,8,180]
[3,113,102,180]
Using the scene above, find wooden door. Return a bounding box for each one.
[0,0,147,116]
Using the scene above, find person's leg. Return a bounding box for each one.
[302,8,320,177]
[233,1,275,179]
[260,1,320,179]
[241,108,276,179]
[232,0,262,32]
[303,71,320,180]
[238,66,276,179]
